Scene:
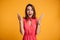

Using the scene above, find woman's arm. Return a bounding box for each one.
[17,13,24,35]
[36,19,41,34]
[37,13,44,34]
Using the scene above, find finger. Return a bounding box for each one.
[40,14,44,19]
[17,13,20,17]
[17,13,21,20]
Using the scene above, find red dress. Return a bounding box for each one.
[23,18,38,40]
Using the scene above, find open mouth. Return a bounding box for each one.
[29,14,32,15]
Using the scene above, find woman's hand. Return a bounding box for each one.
[17,13,22,21]
[38,13,44,23]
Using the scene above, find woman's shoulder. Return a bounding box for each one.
[23,17,26,21]
[32,18,38,22]
[34,18,38,21]
[23,17,27,22]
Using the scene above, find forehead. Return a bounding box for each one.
[27,6,32,9]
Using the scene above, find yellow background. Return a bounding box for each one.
[0,0,60,40]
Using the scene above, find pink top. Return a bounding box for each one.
[23,18,38,40]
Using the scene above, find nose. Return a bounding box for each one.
[29,10,31,14]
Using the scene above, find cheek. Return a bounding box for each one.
[27,11,29,13]
[31,11,34,15]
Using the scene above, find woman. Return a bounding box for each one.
[17,4,44,40]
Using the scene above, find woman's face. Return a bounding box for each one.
[27,6,34,18]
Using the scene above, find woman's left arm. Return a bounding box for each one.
[37,13,44,34]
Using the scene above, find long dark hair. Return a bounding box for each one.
[24,4,36,19]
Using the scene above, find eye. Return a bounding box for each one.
[27,9,30,11]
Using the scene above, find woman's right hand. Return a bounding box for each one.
[17,13,22,21]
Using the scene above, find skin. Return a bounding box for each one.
[17,13,24,35]
[17,6,44,35]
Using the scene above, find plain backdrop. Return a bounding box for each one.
[0,0,60,40]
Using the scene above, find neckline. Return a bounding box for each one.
[27,17,32,20]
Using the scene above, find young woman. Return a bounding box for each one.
[17,4,44,40]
